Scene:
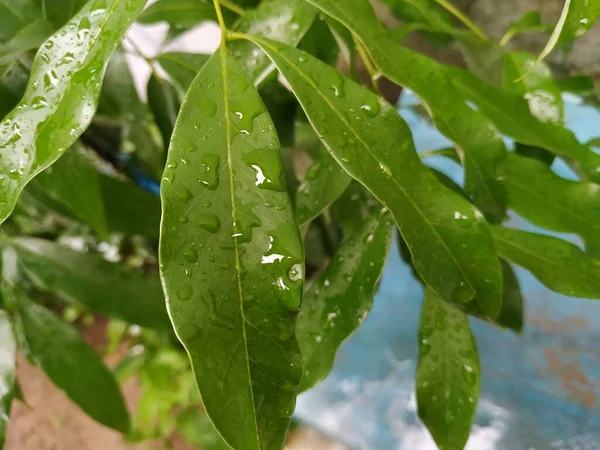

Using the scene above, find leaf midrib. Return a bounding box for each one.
[252,36,473,298]
[219,49,261,450]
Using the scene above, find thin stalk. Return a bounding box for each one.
[220,0,245,16]
[353,34,382,96]
[433,0,488,41]
[213,0,229,49]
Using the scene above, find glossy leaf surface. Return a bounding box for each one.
[157,52,211,94]
[0,0,147,225]
[492,226,600,298]
[229,0,316,84]
[19,301,130,432]
[247,36,502,315]
[297,208,392,392]
[295,144,351,226]
[504,153,600,252]
[160,50,303,450]
[303,0,508,222]
[13,238,170,330]
[417,289,480,450]
[30,145,109,237]
[453,73,600,180]
[0,311,16,448]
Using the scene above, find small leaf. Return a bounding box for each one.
[417,288,480,450]
[157,52,211,94]
[499,11,552,45]
[0,0,148,225]
[297,208,392,391]
[453,72,600,181]
[29,144,109,238]
[245,36,502,315]
[18,301,130,432]
[147,73,180,151]
[160,50,304,450]
[295,144,351,226]
[492,225,600,298]
[229,0,316,84]
[0,310,16,448]
[100,175,161,238]
[303,0,508,222]
[556,75,595,95]
[503,153,600,252]
[12,238,170,330]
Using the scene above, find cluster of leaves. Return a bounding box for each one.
[1,0,600,449]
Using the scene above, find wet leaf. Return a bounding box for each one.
[491,226,600,298]
[0,311,16,448]
[303,0,508,222]
[18,300,130,432]
[229,0,316,84]
[245,36,502,316]
[160,50,304,450]
[12,238,170,330]
[297,208,392,391]
[295,144,351,226]
[147,73,180,150]
[0,0,148,225]
[503,153,600,253]
[157,52,211,94]
[417,288,480,450]
[29,144,109,238]
[453,72,600,180]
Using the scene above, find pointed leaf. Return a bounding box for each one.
[29,144,109,237]
[244,36,502,316]
[157,52,211,94]
[492,226,600,298]
[504,153,600,252]
[453,72,600,181]
[0,311,16,448]
[297,208,392,391]
[229,0,316,84]
[295,144,351,226]
[160,50,304,450]
[12,238,170,330]
[417,288,480,450]
[19,301,130,432]
[303,0,508,222]
[147,73,180,150]
[0,0,148,225]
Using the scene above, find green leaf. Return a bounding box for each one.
[42,0,89,29]
[457,35,505,89]
[499,11,552,46]
[177,408,231,450]
[297,208,392,391]
[19,301,130,432]
[542,0,600,56]
[302,0,507,222]
[491,226,600,298]
[244,36,502,316]
[147,73,180,151]
[259,81,297,148]
[0,61,28,120]
[100,175,161,238]
[0,0,42,42]
[0,0,148,225]
[556,75,595,95]
[330,182,379,238]
[417,288,480,450]
[295,144,351,226]
[160,50,304,450]
[157,52,211,95]
[0,19,53,75]
[229,0,316,84]
[503,51,564,124]
[453,72,600,181]
[503,152,600,252]
[137,0,227,30]
[0,311,16,448]
[12,237,170,330]
[29,144,109,238]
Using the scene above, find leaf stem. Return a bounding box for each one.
[213,0,229,49]
[433,0,488,41]
[353,34,382,95]
[220,0,245,15]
